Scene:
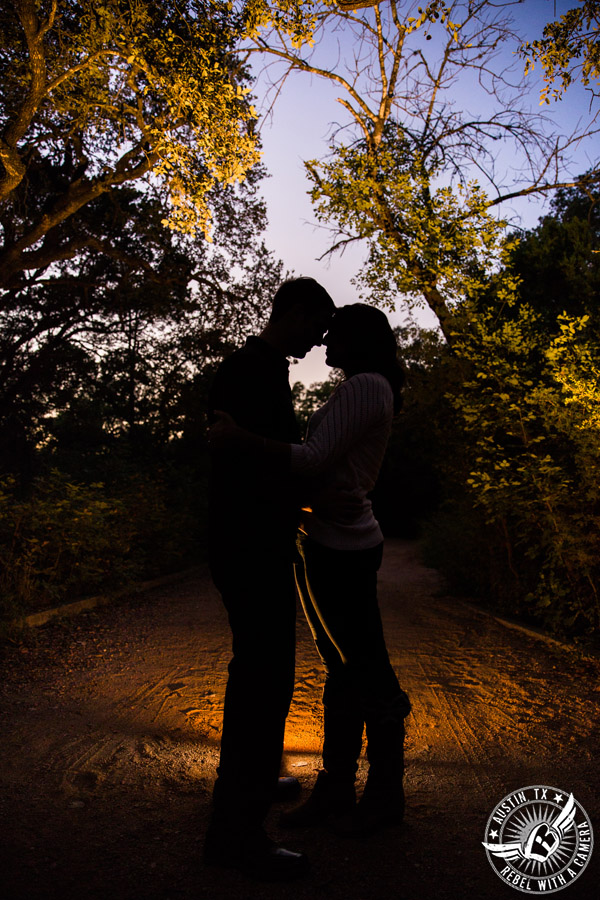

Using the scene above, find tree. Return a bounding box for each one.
[248,0,600,341]
[291,375,338,434]
[520,0,600,103]
[0,0,262,293]
[494,180,600,334]
[444,297,600,633]
[0,168,284,476]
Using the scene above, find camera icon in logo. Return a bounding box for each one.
[524,821,560,863]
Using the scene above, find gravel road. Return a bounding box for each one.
[1,540,598,900]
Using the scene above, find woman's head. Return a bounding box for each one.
[325,304,405,412]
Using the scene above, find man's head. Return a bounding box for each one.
[265,277,335,358]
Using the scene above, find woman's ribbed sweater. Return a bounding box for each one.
[289,372,393,550]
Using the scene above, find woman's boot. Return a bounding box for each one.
[330,697,408,837]
[279,769,356,827]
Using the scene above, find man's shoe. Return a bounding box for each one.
[204,829,309,881]
[280,770,356,828]
[274,775,302,802]
[239,842,309,881]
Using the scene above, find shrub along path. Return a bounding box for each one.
[1,540,598,900]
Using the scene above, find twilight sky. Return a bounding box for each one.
[249,0,599,386]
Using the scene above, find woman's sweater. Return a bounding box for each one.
[289,372,393,550]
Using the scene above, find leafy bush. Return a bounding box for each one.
[0,471,134,622]
[431,304,600,635]
[0,462,208,627]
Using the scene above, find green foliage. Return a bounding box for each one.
[245,0,330,47]
[250,0,599,343]
[0,174,282,479]
[291,375,339,434]
[0,0,304,632]
[494,182,600,334]
[307,137,506,333]
[349,194,600,637]
[0,0,262,291]
[0,7,283,628]
[440,301,600,634]
[370,324,448,537]
[521,0,600,102]
[0,461,209,627]
[436,184,600,635]
[422,503,515,602]
[0,0,319,290]
[249,1,600,635]
[0,471,133,622]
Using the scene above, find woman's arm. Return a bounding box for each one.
[289,374,391,475]
[209,372,390,473]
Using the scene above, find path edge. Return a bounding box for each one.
[22,567,203,628]
[453,596,599,660]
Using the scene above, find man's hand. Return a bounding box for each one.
[208,410,241,449]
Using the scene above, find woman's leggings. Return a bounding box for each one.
[294,534,411,781]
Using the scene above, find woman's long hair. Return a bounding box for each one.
[331,304,405,414]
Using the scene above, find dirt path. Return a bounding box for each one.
[1,540,598,900]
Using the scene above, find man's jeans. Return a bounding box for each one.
[210,545,297,833]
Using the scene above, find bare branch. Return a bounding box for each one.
[487,174,600,209]
[248,32,378,126]
[316,234,363,259]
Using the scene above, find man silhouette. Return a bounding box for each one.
[203,278,335,880]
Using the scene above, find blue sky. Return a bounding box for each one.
[249,1,599,385]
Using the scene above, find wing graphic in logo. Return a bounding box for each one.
[482,839,524,861]
[553,793,576,837]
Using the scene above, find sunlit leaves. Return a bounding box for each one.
[31,0,260,234]
[306,134,507,320]
[521,0,600,102]
[244,0,599,343]
[449,297,600,628]
[2,0,321,287]
[243,0,332,48]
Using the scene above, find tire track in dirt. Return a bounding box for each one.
[54,663,188,796]
[375,541,598,819]
[41,575,232,801]
[2,540,599,900]
[374,545,505,814]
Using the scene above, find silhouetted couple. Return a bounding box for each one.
[203,278,411,881]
